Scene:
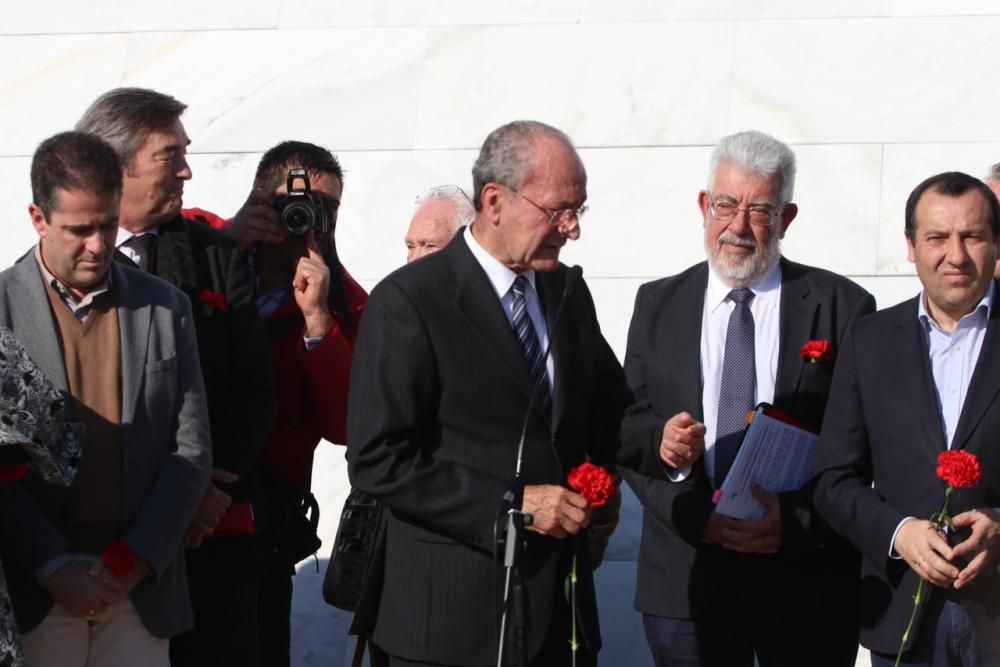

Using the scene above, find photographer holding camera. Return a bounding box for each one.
[217,141,367,667]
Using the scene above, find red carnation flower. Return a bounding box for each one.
[198,290,229,313]
[936,450,981,489]
[101,541,136,579]
[0,464,28,482]
[800,340,834,363]
[567,462,615,507]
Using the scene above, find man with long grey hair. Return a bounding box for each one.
[620,130,875,666]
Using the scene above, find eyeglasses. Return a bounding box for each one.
[708,196,779,227]
[513,189,588,226]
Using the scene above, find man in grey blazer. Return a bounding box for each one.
[0,132,211,666]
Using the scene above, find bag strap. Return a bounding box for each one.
[351,634,367,667]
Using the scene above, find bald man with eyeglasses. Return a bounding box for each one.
[619,130,875,667]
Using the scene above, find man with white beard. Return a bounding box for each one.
[619,130,876,667]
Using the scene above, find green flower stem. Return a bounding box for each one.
[570,555,578,667]
[893,486,953,667]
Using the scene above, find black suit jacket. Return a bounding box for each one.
[619,258,875,658]
[117,214,277,577]
[346,233,660,665]
[814,290,1000,655]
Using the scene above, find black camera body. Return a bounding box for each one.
[272,169,332,236]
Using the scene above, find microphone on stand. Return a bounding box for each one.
[497,264,583,667]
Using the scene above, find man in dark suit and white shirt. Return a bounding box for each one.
[814,171,1000,666]
[347,120,664,666]
[620,130,875,666]
[0,131,211,666]
[76,87,276,667]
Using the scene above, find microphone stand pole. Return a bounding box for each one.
[496,266,582,667]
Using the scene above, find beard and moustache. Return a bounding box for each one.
[705,228,781,287]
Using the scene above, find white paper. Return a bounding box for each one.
[714,411,818,520]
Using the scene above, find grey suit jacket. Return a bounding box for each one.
[0,252,211,638]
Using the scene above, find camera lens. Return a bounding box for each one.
[282,202,314,236]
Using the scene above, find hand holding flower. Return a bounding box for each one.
[893,519,958,588]
[88,542,150,597]
[522,484,591,539]
[950,508,1000,590]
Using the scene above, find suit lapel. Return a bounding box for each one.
[775,260,819,406]
[448,239,541,414]
[538,271,569,428]
[657,265,706,421]
[7,255,68,392]
[895,299,948,451]
[952,294,1000,450]
[153,217,199,298]
[113,264,151,427]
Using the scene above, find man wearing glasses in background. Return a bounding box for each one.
[619,131,875,666]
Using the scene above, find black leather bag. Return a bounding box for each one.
[322,487,384,612]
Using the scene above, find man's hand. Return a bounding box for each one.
[88,557,152,597]
[225,188,288,250]
[184,468,237,549]
[293,234,333,339]
[588,487,621,569]
[702,486,782,553]
[950,508,1000,589]
[658,412,706,469]
[894,519,959,588]
[44,560,122,617]
[523,484,593,539]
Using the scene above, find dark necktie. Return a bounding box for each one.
[714,287,756,488]
[121,234,155,272]
[511,275,552,415]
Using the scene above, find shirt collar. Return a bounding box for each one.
[918,281,995,334]
[33,243,112,304]
[706,258,782,313]
[463,225,537,299]
[115,226,159,248]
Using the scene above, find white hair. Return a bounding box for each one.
[707,130,796,206]
[413,185,475,229]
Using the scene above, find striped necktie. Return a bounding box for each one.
[511,275,552,415]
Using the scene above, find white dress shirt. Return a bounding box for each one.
[463,226,554,393]
[889,284,994,556]
[115,227,159,266]
[673,261,783,484]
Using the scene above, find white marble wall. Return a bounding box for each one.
[4,3,1000,665]
[7,6,1000,344]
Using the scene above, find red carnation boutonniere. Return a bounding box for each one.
[101,541,136,579]
[893,451,981,666]
[800,339,835,364]
[198,290,229,317]
[565,462,616,663]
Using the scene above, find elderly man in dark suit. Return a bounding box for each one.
[347,120,665,666]
[620,130,875,667]
[0,132,211,666]
[814,171,1000,666]
[76,88,277,667]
